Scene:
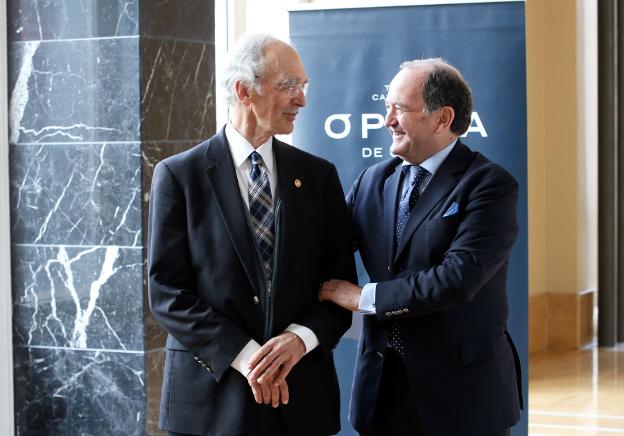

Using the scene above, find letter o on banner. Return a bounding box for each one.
[324,114,351,139]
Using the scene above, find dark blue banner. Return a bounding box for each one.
[290,2,527,435]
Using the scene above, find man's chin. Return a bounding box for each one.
[277,122,295,135]
[389,142,407,158]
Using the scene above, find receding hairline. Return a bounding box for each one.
[400,58,464,81]
[261,41,306,80]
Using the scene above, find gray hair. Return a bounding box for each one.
[221,34,282,107]
[400,58,473,135]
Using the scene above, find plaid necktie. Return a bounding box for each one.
[389,164,429,358]
[248,151,275,282]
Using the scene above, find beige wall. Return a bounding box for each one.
[526,0,597,351]
[526,0,597,297]
[526,0,548,296]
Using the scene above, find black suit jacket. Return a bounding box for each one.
[348,141,522,435]
[148,127,355,435]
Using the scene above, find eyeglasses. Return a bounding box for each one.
[255,75,309,96]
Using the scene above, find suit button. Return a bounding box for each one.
[387,265,391,271]
[253,296,260,305]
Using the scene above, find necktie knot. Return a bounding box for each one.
[249,151,263,166]
[408,164,429,186]
[401,165,429,199]
[249,151,264,181]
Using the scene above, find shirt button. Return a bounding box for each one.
[253,296,260,305]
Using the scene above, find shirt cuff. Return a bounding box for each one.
[359,283,377,314]
[230,339,261,377]
[285,323,319,354]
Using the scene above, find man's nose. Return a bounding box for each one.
[384,112,396,128]
[293,89,306,107]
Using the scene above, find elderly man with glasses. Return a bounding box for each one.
[148,34,355,436]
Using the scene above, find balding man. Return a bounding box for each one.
[320,59,523,436]
[148,34,355,436]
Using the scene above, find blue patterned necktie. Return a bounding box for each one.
[395,165,430,245]
[389,164,429,358]
[248,151,275,283]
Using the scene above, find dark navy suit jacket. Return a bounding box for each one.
[147,128,355,435]
[348,141,523,435]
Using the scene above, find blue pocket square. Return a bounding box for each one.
[443,202,459,217]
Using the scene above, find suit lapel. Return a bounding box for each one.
[383,159,403,267]
[272,139,300,278]
[394,142,472,262]
[204,128,264,296]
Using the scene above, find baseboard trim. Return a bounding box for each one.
[529,290,596,353]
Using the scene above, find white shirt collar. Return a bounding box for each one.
[402,139,457,177]
[225,122,275,176]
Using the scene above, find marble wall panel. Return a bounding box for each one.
[8,38,140,145]
[10,142,141,246]
[8,1,216,433]
[140,39,216,142]
[8,0,139,42]
[14,347,145,435]
[12,245,144,351]
[141,0,214,42]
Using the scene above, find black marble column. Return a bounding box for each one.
[7,1,215,434]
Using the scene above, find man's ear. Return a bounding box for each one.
[235,80,254,107]
[435,106,455,133]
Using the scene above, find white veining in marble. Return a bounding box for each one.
[17,246,138,350]
[33,169,76,244]
[60,246,122,349]
[20,123,121,143]
[9,41,40,144]
[115,1,138,36]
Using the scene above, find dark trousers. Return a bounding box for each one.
[360,348,427,436]
[168,404,292,436]
[361,349,512,436]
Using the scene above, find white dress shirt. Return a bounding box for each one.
[359,139,458,314]
[225,122,319,376]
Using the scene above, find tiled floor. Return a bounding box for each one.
[529,344,624,435]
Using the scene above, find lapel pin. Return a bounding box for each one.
[294,178,302,188]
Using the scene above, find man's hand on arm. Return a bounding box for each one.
[318,279,362,312]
